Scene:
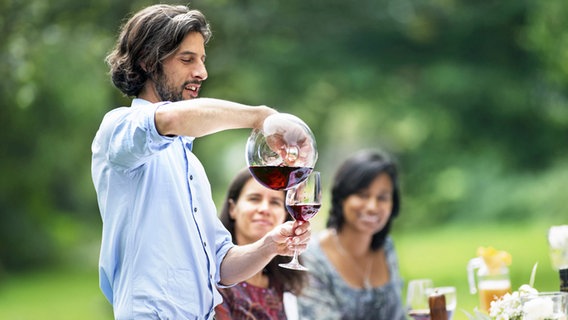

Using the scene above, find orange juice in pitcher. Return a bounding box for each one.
[478,280,511,311]
[467,247,512,312]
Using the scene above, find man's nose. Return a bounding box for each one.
[194,61,208,81]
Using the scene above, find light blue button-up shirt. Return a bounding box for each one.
[91,98,234,319]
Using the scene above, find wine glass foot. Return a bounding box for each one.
[279,261,309,271]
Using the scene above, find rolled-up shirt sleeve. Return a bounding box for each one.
[98,100,175,171]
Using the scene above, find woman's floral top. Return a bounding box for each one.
[216,281,287,320]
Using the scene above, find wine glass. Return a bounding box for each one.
[521,292,568,319]
[246,113,318,190]
[406,279,434,320]
[279,171,321,271]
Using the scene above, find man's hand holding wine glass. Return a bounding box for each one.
[263,220,311,257]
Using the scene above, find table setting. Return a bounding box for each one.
[463,226,568,320]
[406,225,568,320]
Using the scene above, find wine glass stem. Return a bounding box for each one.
[291,249,299,263]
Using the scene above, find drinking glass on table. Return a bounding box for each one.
[407,279,434,320]
[521,292,568,319]
[279,171,321,271]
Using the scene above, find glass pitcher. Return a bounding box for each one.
[467,247,512,312]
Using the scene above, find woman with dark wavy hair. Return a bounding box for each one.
[298,149,406,320]
[216,168,307,320]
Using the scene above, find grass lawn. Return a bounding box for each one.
[0,267,112,320]
[0,221,560,319]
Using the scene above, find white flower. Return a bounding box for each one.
[518,284,538,295]
[489,290,523,320]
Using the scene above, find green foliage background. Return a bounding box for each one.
[1,0,567,303]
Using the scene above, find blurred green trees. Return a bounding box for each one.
[1,0,567,272]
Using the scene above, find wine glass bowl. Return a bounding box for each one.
[246,113,318,190]
[407,279,434,320]
[406,280,457,320]
[279,171,321,271]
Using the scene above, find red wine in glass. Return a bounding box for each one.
[249,165,313,190]
[285,204,321,222]
[279,171,321,271]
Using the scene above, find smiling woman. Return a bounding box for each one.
[297,149,407,320]
[224,169,288,245]
[216,168,307,319]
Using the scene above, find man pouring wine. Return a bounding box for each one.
[91,4,313,319]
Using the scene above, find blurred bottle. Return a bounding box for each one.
[560,268,568,293]
[428,292,448,320]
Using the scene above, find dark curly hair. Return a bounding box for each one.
[327,149,401,251]
[219,168,307,295]
[105,4,211,97]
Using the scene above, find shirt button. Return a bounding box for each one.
[194,207,198,213]
[203,242,207,247]
[189,175,193,180]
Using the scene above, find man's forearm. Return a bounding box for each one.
[218,239,277,286]
[155,98,276,137]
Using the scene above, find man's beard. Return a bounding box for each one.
[155,71,185,102]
